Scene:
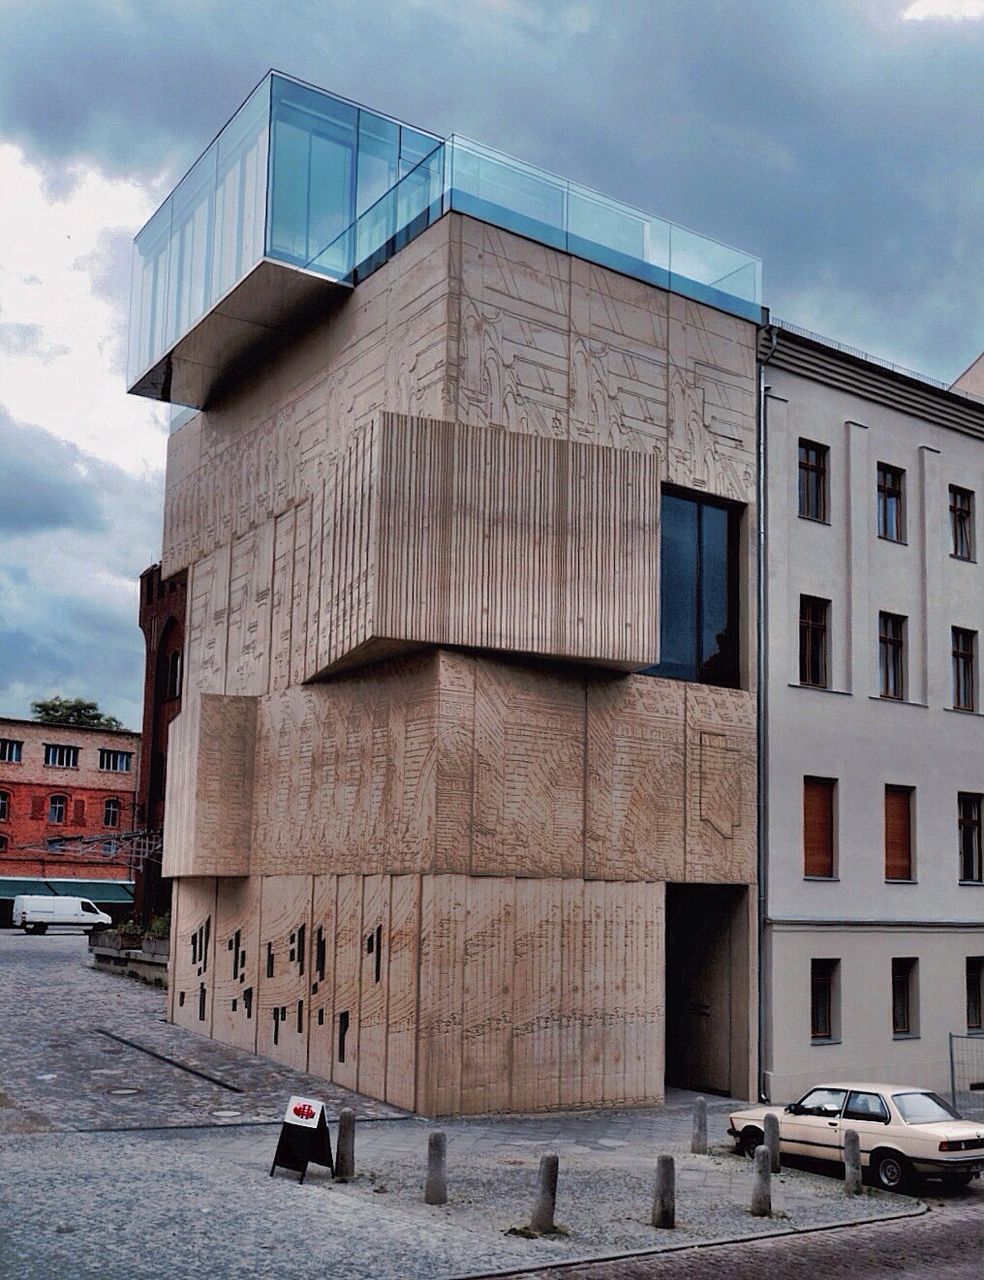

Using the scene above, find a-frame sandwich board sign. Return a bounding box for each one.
[270,1096,335,1184]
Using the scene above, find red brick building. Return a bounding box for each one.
[133,562,187,922]
[0,717,141,923]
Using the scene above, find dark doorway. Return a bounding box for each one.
[664,883,750,1097]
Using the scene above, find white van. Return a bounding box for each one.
[13,895,113,934]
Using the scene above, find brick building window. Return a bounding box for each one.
[99,749,132,772]
[165,650,183,701]
[104,797,121,829]
[878,612,906,700]
[798,440,828,521]
[877,463,905,541]
[959,793,983,884]
[967,958,984,1032]
[0,738,22,763]
[950,486,975,560]
[48,794,67,824]
[952,628,977,711]
[44,744,79,769]
[799,596,829,687]
[804,777,836,878]
[0,834,7,851]
[892,958,919,1036]
[811,959,839,1041]
[885,785,914,881]
[0,790,8,822]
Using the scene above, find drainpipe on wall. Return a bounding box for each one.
[757,322,778,1102]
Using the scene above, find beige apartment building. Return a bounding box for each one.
[761,322,984,1101]
[127,74,764,1114]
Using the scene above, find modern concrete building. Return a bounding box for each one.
[127,72,763,1113]
[760,322,984,1100]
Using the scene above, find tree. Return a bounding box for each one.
[31,697,125,731]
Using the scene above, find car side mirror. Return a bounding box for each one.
[784,1103,800,1115]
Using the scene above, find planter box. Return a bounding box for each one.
[141,936,170,957]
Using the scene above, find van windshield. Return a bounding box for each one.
[81,901,98,913]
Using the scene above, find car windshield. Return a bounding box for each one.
[892,1092,963,1124]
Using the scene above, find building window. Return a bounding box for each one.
[48,794,67,824]
[99,749,132,773]
[0,790,8,822]
[0,834,7,851]
[798,440,828,521]
[950,486,974,560]
[165,650,183,701]
[646,488,741,688]
[44,744,79,769]
[877,463,905,541]
[967,958,984,1032]
[0,738,23,763]
[952,628,977,711]
[811,959,839,1041]
[104,797,121,829]
[959,793,983,883]
[799,596,830,687]
[878,612,906,700]
[885,785,914,881]
[892,958,918,1036]
[804,776,836,878]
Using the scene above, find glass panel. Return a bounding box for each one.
[670,223,761,309]
[400,126,439,177]
[448,138,566,250]
[567,183,670,288]
[699,503,731,681]
[166,142,218,347]
[357,112,399,215]
[213,76,270,301]
[128,196,172,384]
[656,494,698,679]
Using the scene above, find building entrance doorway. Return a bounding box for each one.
[664,883,750,1097]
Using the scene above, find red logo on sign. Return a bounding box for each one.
[293,1103,316,1120]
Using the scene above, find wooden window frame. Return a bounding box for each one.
[950,486,974,561]
[884,784,914,881]
[952,627,977,711]
[877,463,905,541]
[892,957,918,1036]
[959,793,983,884]
[879,612,906,700]
[803,776,836,878]
[798,439,828,522]
[799,595,830,687]
[811,958,838,1041]
[967,957,984,1033]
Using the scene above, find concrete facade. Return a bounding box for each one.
[761,326,984,1100]
[153,208,761,1114]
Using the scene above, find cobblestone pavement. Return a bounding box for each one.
[2,931,972,1280]
[0,932,406,1131]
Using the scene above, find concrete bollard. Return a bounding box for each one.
[691,1095,708,1154]
[750,1145,772,1217]
[425,1130,448,1205]
[843,1128,862,1195]
[335,1107,356,1181]
[652,1154,676,1229]
[764,1111,781,1174]
[530,1153,559,1234]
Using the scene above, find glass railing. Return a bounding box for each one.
[129,77,762,398]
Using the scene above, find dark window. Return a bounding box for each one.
[843,1090,889,1123]
[48,794,67,824]
[804,777,836,878]
[99,749,132,773]
[892,958,918,1036]
[165,650,183,701]
[44,744,79,769]
[811,959,838,1040]
[0,790,8,822]
[799,596,829,687]
[0,738,23,763]
[645,489,741,688]
[959,793,983,883]
[877,463,905,541]
[885,785,914,881]
[104,797,121,829]
[967,958,984,1032]
[950,486,974,560]
[798,440,828,521]
[953,628,977,711]
[879,612,906,700]
[0,834,7,851]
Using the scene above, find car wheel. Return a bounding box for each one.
[738,1126,764,1159]
[941,1172,974,1190]
[873,1150,912,1193]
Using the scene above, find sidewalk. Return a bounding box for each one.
[0,934,926,1280]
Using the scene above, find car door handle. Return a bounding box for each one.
[828,1121,837,1127]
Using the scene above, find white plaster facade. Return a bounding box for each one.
[762,327,984,1101]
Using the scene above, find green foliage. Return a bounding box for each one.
[31,697,125,730]
[147,913,171,939]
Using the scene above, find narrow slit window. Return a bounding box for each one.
[878,612,906,700]
[950,486,974,560]
[798,439,828,521]
[952,628,977,711]
[799,596,830,688]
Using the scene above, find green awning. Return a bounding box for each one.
[0,878,57,899]
[46,879,134,903]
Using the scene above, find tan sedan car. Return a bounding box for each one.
[729,1082,984,1191]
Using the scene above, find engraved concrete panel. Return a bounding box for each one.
[684,684,756,882]
[256,876,313,1071]
[170,877,217,1034]
[211,876,261,1052]
[307,874,338,1079]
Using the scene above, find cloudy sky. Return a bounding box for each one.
[0,0,981,730]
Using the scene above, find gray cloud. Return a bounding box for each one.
[0,406,162,729]
[0,322,69,362]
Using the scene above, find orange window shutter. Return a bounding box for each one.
[885,787,911,880]
[804,779,834,877]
